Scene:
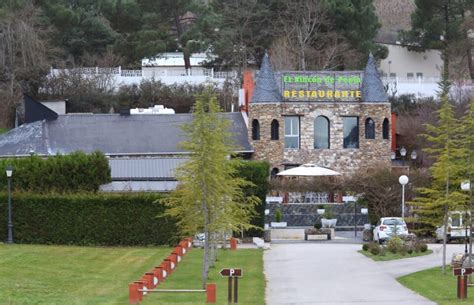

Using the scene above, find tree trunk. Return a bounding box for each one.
[442,203,448,274]
[202,198,210,289]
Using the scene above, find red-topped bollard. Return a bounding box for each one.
[133,281,145,301]
[173,247,183,262]
[129,282,140,305]
[165,257,175,272]
[230,237,237,250]
[153,266,164,283]
[145,272,157,288]
[206,283,216,303]
[160,261,170,277]
[141,274,153,290]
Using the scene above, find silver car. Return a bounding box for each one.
[373,217,409,244]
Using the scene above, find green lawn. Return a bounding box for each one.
[0,244,264,305]
[0,244,173,304]
[141,248,265,305]
[398,266,474,305]
[358,249,433,261]
[0,128,8,134]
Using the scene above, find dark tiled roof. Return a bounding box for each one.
[109,158,187,180]
[361,54,389,103]
[251,52,282,103]
[0,112,252,157]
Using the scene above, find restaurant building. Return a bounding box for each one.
[245,53,392,177]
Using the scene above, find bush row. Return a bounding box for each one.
[0,152,111,193]
[0,193,178,246]
[362,237,428,256]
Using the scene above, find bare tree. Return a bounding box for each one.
[0,2,50,127]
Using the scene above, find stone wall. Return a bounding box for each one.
[266,203,369,227]
[249,102,391,174]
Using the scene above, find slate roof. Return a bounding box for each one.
[251,52,282,103]
[0,112,252,157]
[361,54,389,103]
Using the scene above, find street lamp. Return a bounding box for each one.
[5,165,13,244]
[400,147,407,167]
[399,175,409,218]
[461,181,472,257]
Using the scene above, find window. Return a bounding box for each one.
[382,118,389,140]
[314,116,330,149]
[407,72,414,79]
[271,120,279,140]
[343,117,359,148]
[416,72,423,79]
[270,168,279,179]
[389,73,396,78]
[252,119,260,140]
[365,118,375,139]
[284,116,299,149]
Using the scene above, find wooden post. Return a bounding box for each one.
[129,282,140,305]
[230,238,237,250]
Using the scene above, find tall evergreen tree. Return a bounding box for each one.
[163,90,259,288]
[410,94,467,273]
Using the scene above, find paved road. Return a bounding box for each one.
[264,242,466,305]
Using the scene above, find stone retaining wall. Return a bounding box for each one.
[266,203,369,227]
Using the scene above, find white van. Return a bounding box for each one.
[435,211,471,243]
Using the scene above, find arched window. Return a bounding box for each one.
[382,118,389,140]
[252,119,260,140]
[271,168,279,179]
[314,116,330,149]
[365,118,375,139]
[271,120,279,140]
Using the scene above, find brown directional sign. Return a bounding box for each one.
[453,267,473,276]
[220,268,243,277]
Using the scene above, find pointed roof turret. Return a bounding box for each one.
[361,53,388,103]
[251,52,282,103]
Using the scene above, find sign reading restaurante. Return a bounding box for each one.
[279,71,363,102]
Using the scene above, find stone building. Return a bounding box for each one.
[247,53,392,176]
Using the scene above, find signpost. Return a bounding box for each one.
[220,268,243,303]
[453,267,472,299]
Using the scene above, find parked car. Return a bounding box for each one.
[435,211,471,243]
[373,217,409,244]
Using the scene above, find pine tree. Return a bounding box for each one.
[411,94,466,274]
[163,90,259,288]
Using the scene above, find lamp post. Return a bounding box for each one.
[399,175,409,218]
[400,147,407,167]
[5,165,13,244]
[461,181,472,258]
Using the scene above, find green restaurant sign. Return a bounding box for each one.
[278,71,363,102]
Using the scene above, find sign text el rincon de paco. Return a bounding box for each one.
[280,72,362,102]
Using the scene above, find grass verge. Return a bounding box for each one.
[398,266,474,304]
[0,244,171,304]
[358,249,433,261]
[141,248,264,305]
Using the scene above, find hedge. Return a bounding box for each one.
[0,151,111,193]
[236,160,270,237]
[0,193,177,246]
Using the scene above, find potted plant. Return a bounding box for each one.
[317,205,325,215]
[322,205,337,228]
[271,208,287,228]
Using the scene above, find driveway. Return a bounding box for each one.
[264,242,466,305]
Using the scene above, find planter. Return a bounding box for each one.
[317,209,325,215]
[271,222,287,228]
[321,218,337,228]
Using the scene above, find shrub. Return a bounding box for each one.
[362,243,369,251]
[314,222,322,230]
[0,152,111,193]
[419,243,428,252]
[275,208,282,222]
[322,205,334,219]
[368,242,381,255]
[407,248,413,254]
[387,236,404,253]
[0,192,177,246]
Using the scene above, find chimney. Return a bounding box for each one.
[241,70,255,113]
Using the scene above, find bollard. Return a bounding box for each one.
[206,283,216,303]
[230,237,237,250]
[173,248,183,263]
[168,255,177,269]
[141,274,152,290]
[458,276,468,299]
[134,281,145,301]
[153,266,164,283]
[145,272,157,288]
[165,257,175,272]
[185,237,193,248]
[161,261,170,277]
[129,282,140,305]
